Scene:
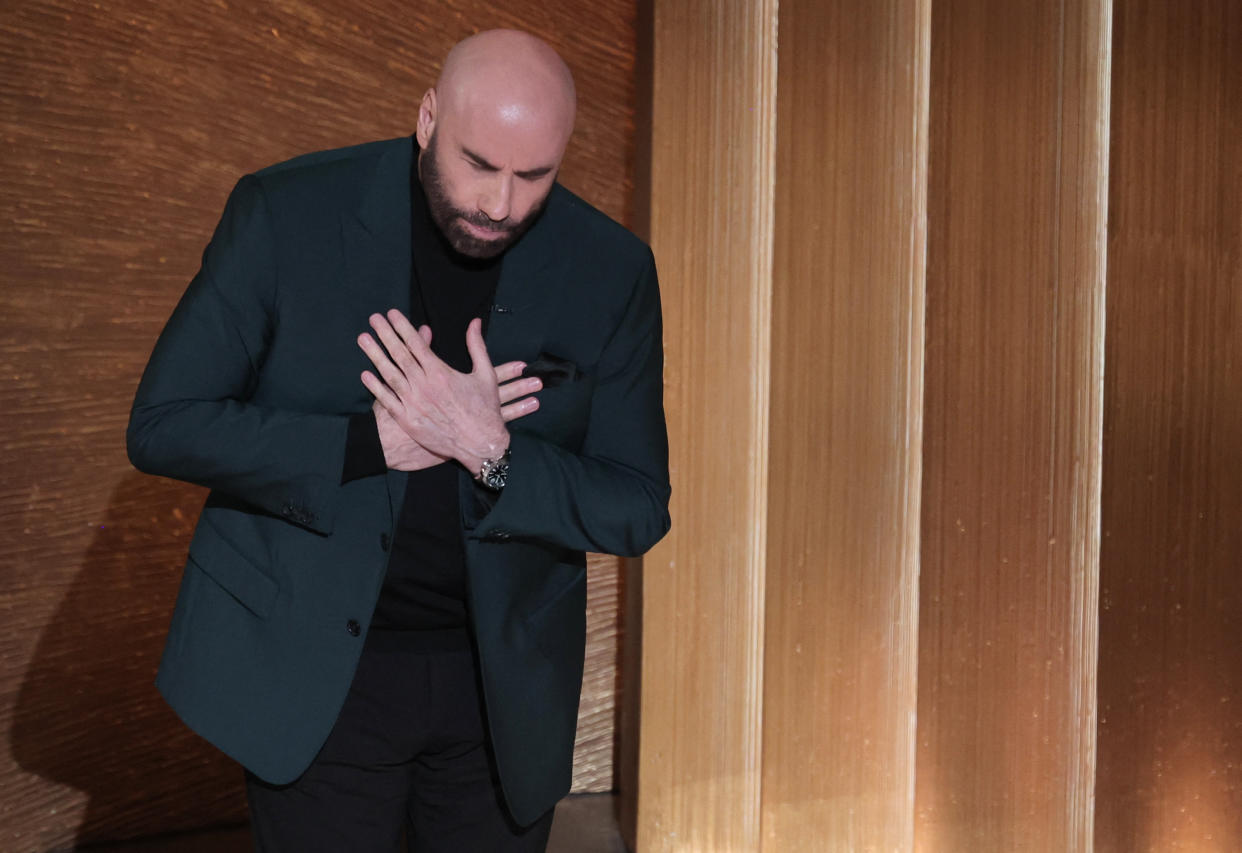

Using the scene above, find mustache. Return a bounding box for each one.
[458,211,515,234]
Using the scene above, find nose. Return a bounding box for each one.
[479,174,513,222]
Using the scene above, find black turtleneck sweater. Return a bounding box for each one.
[342,137,502,632]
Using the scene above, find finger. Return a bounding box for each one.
[361,369,406,416]
[494,360,527,384]
[369,313,417,368]
[358,332,411,394]
[465,318,495,377]
[498,376,542,405]
[419,324,433,345]
[367,314,416,371]
[501,396,540,421]
[386,309,436,365]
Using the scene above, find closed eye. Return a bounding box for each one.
[516,167,554,181]
[465,153,499,172]
[461,147,554,181]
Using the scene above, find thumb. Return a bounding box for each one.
[465,318,494,375]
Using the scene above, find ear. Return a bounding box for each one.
[416,89,436,148]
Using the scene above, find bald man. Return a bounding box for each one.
[128,30,669,852]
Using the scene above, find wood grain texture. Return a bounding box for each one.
[0,2,635,848]
[637,0,778,850]
[1095,1,1242,849]
[915,0,1111,849]
[760,0,928,850]
[575,552,625,793]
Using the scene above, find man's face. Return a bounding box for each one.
[420,132,551,258]
[417,92,568,259]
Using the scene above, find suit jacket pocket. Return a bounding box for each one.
[527,565,587,675]
[187,518,279,619]
[522,352,583,387]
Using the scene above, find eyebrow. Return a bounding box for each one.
[462,147,555,180]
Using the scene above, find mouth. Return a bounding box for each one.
[460,218,509,240]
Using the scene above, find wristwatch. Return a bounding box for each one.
[477,448,511,491]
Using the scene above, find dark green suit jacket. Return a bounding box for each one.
[127,137,670,825]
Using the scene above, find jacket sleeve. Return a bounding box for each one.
[466,250,671,557]
[126,175,348,535]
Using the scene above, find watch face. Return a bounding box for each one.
[485,461,508,490]
[481,449,510,491]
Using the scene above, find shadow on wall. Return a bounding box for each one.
[10,472,246,848]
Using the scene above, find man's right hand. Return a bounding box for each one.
[375,351,542,472]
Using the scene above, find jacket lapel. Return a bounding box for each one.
[340,138,414,523]
[342,138,413,315]
[486,186,573,365]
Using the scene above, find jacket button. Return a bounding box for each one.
[379,532,390,551]
[346,619,361,637]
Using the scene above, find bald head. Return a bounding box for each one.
[415,30,577,257]
[436,30,576,142]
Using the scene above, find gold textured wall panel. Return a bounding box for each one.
[1095,0,1242,849]
[638,0,777,849]
[761,0,928,849]
[636,1,1241,849]
[0,2,636,849]
[915,0,1110,848]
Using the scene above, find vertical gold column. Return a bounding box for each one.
[915,0,1111,850]
[637,0,778,850]
[761,0,930,850]
[1096,0,1242,848]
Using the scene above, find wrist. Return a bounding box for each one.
[463,430,510,474]
[486,429,511,459]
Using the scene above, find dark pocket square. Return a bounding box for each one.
[522,352,582,387]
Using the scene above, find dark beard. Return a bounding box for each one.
[420,134,548,259]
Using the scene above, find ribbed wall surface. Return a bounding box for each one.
[0,3,636,849]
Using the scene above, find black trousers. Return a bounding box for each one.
[245,629,554,852]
